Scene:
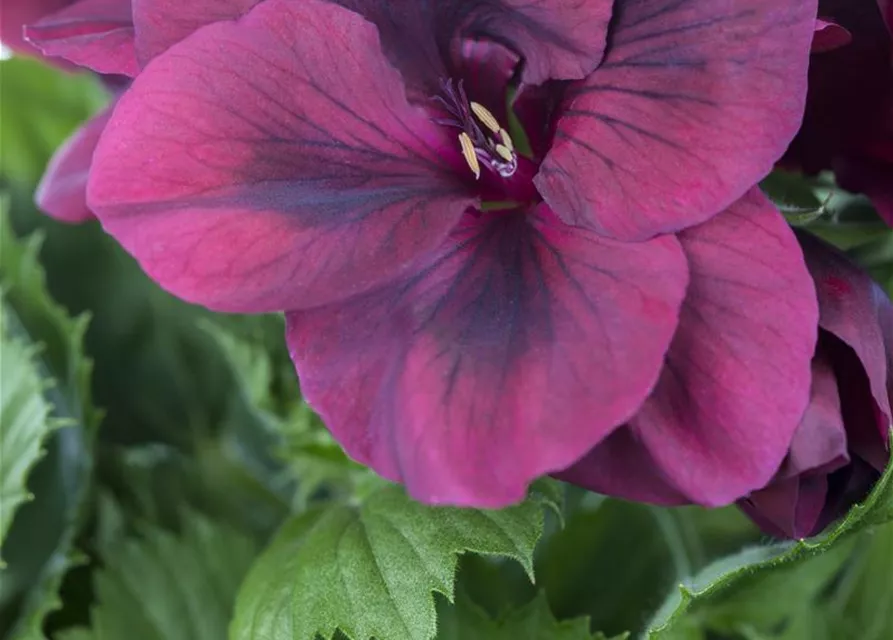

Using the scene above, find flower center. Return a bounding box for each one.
[431,79,542,207]
[432,79,520,179]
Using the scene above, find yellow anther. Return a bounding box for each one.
[495,144,514,162]
[499,127,514,152]
[458,132,480,180]
[470,101,501,133]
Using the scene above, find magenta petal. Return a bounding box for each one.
[286,205,688,506]
[627,190,819,506]
[812,18,853,53]
[739,352,849,539]
[555,427,690,506]
[335,0,613,90]
[537,0,817,240]
[0,0,70,60]
[798,232,893,432]
[24,0,137,76]
[739,476,829,539]
[780,355,849,479]
[88,0,474,313]
[131,0,260,66]
[36,104,113,223]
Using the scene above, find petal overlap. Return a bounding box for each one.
[537,0,818,240]
[37,104,114,223]
[24,0,137,76]
[624,191,819,505]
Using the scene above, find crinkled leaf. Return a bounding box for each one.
[55,511,257,640]
[805,192,890,251]
[646,447,893,638]
[200,317,363,510]
[437,591,626,640]
[760,169,824,213]
[98,442,288,542]
[7,191,292,537]
[0,209,98,638]
[0,307,54,553]
[231,481,561,640]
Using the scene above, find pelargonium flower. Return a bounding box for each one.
[784,0,893,225]
[0,0,135,222]
[738,233,892,539]
[88,0,818,506]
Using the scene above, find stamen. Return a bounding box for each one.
[494,144,514,162]
[499,128,514,152]
[458,132,480,180]
[470,102,501,134]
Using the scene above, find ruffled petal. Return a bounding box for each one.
[35,103,113,223]
[626,190,818,506]
[537,0,817,240]
[798,232,893,432]
[286,204,688,506]
[24,0,137,76]
[88,0,474,313]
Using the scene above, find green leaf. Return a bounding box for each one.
[5,192,292,537]
[0,57,107,184]
[760,169,822,213]
[0,210,98,638]
[0,306,55,552]
[201,316,375,510]
[824,522,893,640]
[645,450,893,638]
[55,512,257,640]
[231,481,561,640]
[437,592,627,640]
[536,498,758,637]
[693,538,855,635]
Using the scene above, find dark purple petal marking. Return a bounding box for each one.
[333,0,613,93]
[536,0,818,240]
[89,0,475,313]
[626,190,819,506]
[287,205,688,506]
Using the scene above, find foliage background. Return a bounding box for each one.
[0,55,891,640]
